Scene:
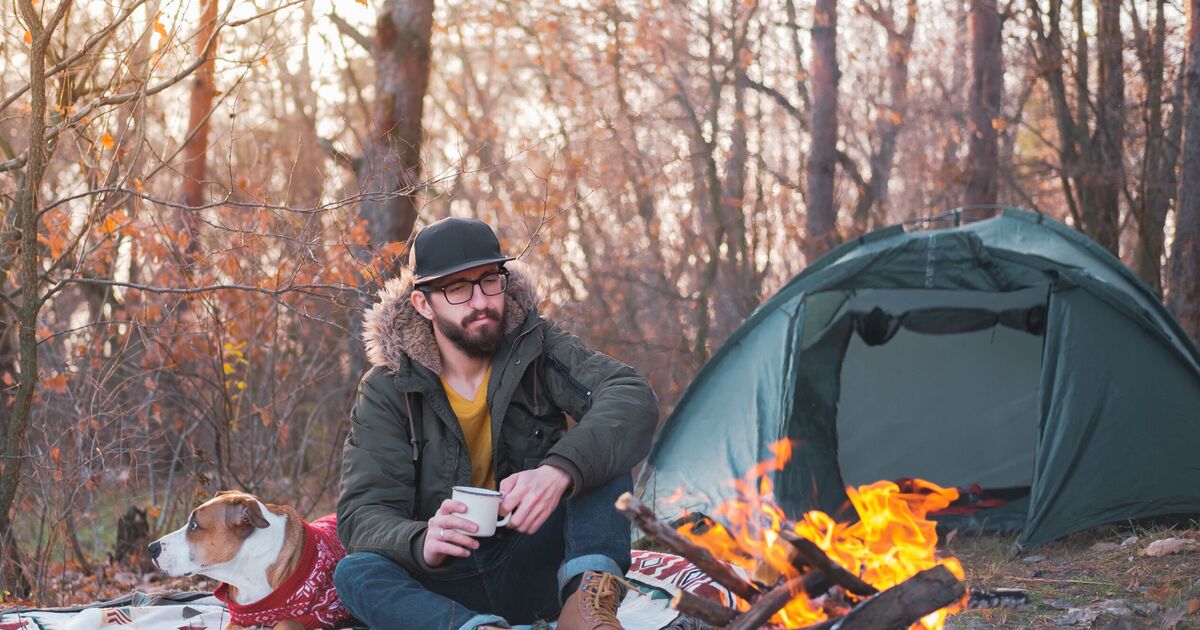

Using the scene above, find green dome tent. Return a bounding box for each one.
[638,208,1200,551]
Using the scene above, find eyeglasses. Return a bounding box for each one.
[419,269,509,305]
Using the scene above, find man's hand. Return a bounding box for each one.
[421,499,481,568]
[498,465,572,535]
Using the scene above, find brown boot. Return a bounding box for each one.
[557,571,626,630]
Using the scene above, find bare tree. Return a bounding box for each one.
[1027,0,1125,255]
[806,0,839,260]
[1,0,73,595]
[1131,0,1181,294]
[842,0,917,236]
[0,0,307,597]
[181,0,219,210]
[963,0,1003,206]
[357,0,436,256]
[1169,0,1200,343]
[1092,0,1124,254]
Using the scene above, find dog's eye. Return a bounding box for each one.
[188,519,198,531]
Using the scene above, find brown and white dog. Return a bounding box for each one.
[149,491,353,630]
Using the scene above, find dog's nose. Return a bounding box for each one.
[148,541,161,559]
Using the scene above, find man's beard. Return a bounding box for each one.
[435,306,506,358]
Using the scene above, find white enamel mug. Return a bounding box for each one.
[451,486,512,537]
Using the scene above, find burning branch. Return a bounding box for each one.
[615,493,762,603]
[778,531,879,597]
[725,575,810,630]
[615,491,986,629]
[621,443,1027,629]
[801,565,965,630]
[670,590,740,627]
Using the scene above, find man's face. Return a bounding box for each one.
[418,264,508,358]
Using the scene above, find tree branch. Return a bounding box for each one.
[328,11,372,52]
[615,493,761,603]
[0,0,294,175]
[745,77,807,125]
[44,278,364,306]
[0,0,146,116]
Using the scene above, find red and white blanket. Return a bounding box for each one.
[2,548,738,629]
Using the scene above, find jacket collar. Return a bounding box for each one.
[362,263,538,377]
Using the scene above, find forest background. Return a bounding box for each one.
[1,0,1199,603]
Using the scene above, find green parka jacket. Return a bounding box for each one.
[337,265,659,575]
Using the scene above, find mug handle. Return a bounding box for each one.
[496,512,512,527]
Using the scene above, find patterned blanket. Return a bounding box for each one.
[0,551,741,630]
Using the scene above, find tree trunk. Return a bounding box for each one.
[677,86,724,365]
[806,0,839,261]
[283,0,326,212]
[1169,0,1200,343]
[784,0,811,114]
[180,0,219,209]
[1133,0,1176,293]
[852,0,916,236]
[934,0,969,213]
[715,69,756,340]
[347,0,435,382]
[358,0,435,261]
[1028,0,1082,225]
[1089,0,1124,255]
[964,0,1003,206]
[0,0,67,596]
[1029,0,1122,251]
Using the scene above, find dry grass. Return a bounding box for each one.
[945,523,1200,629]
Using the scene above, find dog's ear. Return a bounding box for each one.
[226,497,270,532]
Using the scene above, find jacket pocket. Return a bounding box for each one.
[504,400,567,473]
[546,353,593,399]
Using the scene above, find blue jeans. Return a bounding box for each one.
[334,473,633,630]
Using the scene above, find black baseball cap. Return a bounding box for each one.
[409,217,514,285]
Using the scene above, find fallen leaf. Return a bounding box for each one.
[1144,537,1196,557]
[1121,535,1139,547]
[1147,585,1173,603]
[1188,599,1200,614]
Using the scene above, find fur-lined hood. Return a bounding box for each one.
[362,264,538,375]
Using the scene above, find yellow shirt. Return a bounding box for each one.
[440,367,495,489]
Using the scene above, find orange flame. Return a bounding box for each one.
[678,440,965,628]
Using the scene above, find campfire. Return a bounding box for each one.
[617,440,1027,629]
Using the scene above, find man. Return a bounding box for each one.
[334,217,658,630]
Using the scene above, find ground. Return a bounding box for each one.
[946,523,1200,629]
